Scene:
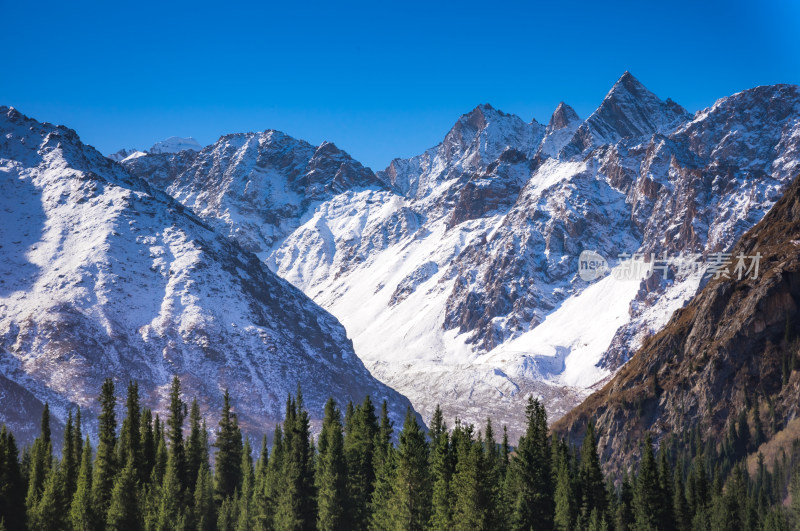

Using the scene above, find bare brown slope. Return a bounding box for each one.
[553,174,800,474]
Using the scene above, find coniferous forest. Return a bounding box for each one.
[1,377,800,530]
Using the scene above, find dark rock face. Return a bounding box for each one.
[547,102,580,132]
[554,174,800,475]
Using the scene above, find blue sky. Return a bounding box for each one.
[1,0,798,170]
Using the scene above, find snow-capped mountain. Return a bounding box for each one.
[122,73,800,438]
[149,136,203,154]
[0,106,415,443]
[107,136,204,162]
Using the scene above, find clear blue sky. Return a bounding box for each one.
[2,0,798,170]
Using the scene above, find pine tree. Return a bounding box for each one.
[152,434,168,486]
[25,403,53,514]
[255,425,283,530]
[156,452,186,530]
[93,378,118,523]
[63,410,77,498]
[578,424,607,522]
[214,389,243,502]
[235,438,254,531]
[368,438,396,530]
[615,472,634,531]
[374,400,393,470]
[554,449,575,531]
[119,381,142,481]
[29,467,68,531]
[451,431,489,529]
[483,418,504,530]
[166,375,187,491]
[672,468,690,531]
[140,408,156,483]
[186,399,205,489]
[316,398,346,531]
[217,495,238,531]
[275,389,316,530]
[74,407,83,468]
[344,395,378,529]
[428,411,452,531]
[70,438,94,531]
[106,456,141,531]
[507,396,553,530]
[632,433,663,530]
[388,407,430,530]
[193,466,215,531]
[0,426,26,531]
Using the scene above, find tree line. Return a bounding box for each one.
[0,376,799,530]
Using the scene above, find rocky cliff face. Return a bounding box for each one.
[123,74,800,440]
[0,106,415,444]
[554,173,800,474]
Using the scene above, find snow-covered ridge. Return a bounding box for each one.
[149,136,203,154]
[0,106,416,443]
[107,136,204,162]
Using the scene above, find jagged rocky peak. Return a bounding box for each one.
[121,127,383,253]
[561,71,690,157]
[546,102,580,133]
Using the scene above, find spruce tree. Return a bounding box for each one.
[632,433,663,530]
[140,408,156,483]
[388,407,430,530]
[193,466,216,531]
[0,426,26,531]
[554,450,575,531]
[507,396,553,530]
[578,424,607,522]
[119,381,142,480]
[63,410,77,498]
[214,389,243,502]
[344,395,378,529]
[106,456,141,531]
[93,378,118,523]
[451,431,489,529]
[156,452,186,530]
[275,389,316,530]
[74,407,83,469]
[235,438,254,531]
[70,438,94,531]
[186,399,205,489]
[428,413,452,531]
[615,472,634,531]
[368,437,397,530]
[29,467,68,531]
[25,403,53,513]
[255,425,283,530]
[166,376,187,491]
[317,398,346,531]
[673,468,690,531]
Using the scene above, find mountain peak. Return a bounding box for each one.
[560,72,690,157]
[547,102,580,132]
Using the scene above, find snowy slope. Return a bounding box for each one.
[0,106,416,443]
[124,74,800,438]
